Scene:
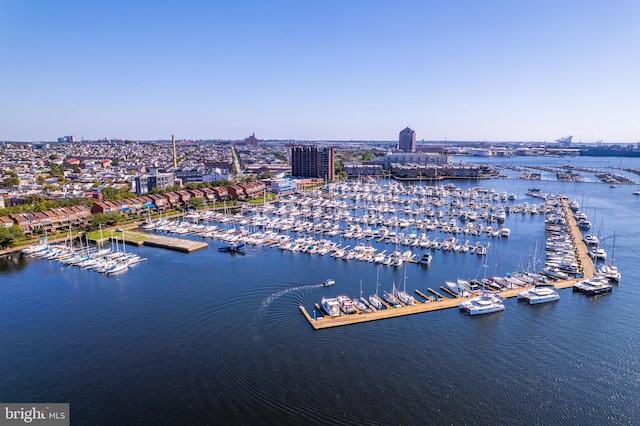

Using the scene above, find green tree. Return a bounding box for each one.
[0,227,14,248]
[188,198,204,209]
[50,165,62,177]
[102,186,135,201]
[3,176,20,187]
[8,224,24,240]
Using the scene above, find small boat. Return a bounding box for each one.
[323,279,335,287]
[517,286,560,304]
[218,243,245,253]
[633,189,640,195]
[104,260,129,275]
[417,252,432,265]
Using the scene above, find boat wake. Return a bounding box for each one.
[259,283,324,312]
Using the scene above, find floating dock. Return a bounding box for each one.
[300,198,595,330]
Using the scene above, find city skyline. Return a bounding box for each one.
[1,1,639,142]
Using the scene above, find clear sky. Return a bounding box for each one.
[1,0,639,142]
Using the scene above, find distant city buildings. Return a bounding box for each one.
[343,163,383,177]
[385,152,452,168]
[399,127,416,152]
[290,145,335,182]
[57,135,76,143]
[244,133,261,146]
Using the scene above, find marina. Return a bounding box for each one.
[2,163,637,426]
[297,196,598,328]
[95,179,609,329]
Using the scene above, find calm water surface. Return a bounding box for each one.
[1,156,639,425]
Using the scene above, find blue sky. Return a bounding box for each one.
[1,0,639,142]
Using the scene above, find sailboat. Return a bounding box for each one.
[598,232,621,283]
[395,263,416,305]
[368,267,383,309]
[383,282,402,307]
[353,281,370,313]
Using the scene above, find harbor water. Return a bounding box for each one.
[1,156,640,425]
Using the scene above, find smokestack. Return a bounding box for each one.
[172,134,177,168]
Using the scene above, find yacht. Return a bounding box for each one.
[336,295,356,314]
[589,247,607,261]
[598,264,621,283]
[323,278,335,287]
[573,278,612,295]
[517,286,560,304]
[460,293,505,315]
[583,234,599,246]
[445,280,470,297]
[541,267,570,281]
[577,219,592,230]
[320,297,341,317]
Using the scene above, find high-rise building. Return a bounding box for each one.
[290,145,334,181]
[399,127,416,152]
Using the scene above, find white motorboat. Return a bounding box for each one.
[573,278,612,295]
[517,286,560,304]
[320,297,341,317]
[583,234,599,246]
[589,247,607,261]
[460,293,505,315]
[336,295,356,314]
[104,261,129,275]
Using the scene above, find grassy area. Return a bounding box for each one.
[86,229,149,243]
[247,194,275,204]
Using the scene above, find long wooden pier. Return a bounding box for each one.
[301,198,595,330]
[117,231,208,253]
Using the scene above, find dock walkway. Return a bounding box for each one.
[118,231,208,253]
